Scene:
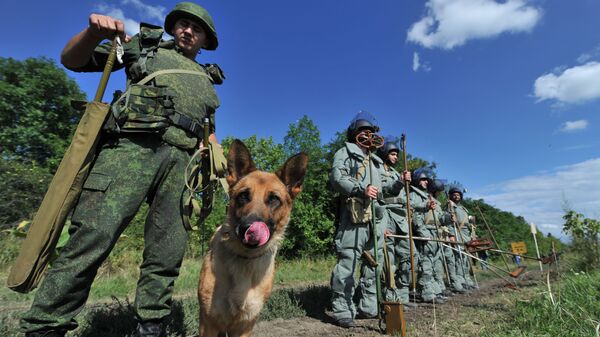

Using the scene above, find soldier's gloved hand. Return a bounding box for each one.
[365,184,378,199]
[88,14,131,42]
[451,213,457,223]
[427,200,437,210]
[384,228,393,237]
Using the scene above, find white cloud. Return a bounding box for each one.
[95,0,166,36]
[577,45,600,64]
[577,53,592,64]
[413,52,421,72]
[473,158,600,240]
[95,5,140,36]
[407,0,542,50]
[559,120,589,133]
[122,0,166,22]
[412,51,432,72]
[534,62,600,104]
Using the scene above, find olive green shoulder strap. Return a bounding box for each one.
[137,68,212,85]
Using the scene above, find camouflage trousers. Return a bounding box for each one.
[21,135,191,332]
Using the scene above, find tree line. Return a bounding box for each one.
[0,57,566,262]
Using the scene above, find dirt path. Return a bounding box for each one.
[247,270,543,337]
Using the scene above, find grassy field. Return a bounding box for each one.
[0,255,336,337]
[1,252,599,337]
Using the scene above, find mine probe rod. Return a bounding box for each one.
[401,134,417,303]
[428,195,452,286]
[474,204,511,271]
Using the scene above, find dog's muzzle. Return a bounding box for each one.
[235,217,273,248]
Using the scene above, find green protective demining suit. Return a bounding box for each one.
[448,203,475,288]
[442,230,463,291]
[410,187,448,301]
[20,23,220,333]
[379,165,416,304]
[329,142,402,320]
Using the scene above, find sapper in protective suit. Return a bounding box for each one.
[428,179,454,297]
[329,111,406,328]
[375,136,416,308]
[410,168,450,303]
[19,3,224,336]
[446,184,477,291]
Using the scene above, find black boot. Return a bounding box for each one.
[135,320,164,337]
[25,329,67,337]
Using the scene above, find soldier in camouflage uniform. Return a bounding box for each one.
[20,3,223,337]
[329,112,405,328]
[410,168,449,303]
[447,185,477,291]
[376,136,416,308]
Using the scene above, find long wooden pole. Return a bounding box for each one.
[474,204,511,272]
[428,195,451,285]
[401,134,417,303]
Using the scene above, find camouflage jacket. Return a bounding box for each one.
[68,23,221,149]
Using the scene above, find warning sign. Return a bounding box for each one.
[511,241,527,255]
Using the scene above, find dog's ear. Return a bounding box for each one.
[275,152,308,199]
[227,139,256,187]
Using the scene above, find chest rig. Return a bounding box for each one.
[108,23,223,146]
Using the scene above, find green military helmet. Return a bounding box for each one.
[164,2,219,50]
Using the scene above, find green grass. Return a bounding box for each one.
[0,255,334,336]
[3,245,599,337]
[480,262,600,337]
[274,256,336,286]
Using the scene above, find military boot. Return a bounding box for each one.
[25,329,67,337]
[135,320,164,337]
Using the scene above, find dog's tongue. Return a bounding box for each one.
[243,221,270,246]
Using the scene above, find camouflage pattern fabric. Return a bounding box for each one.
[20,135,191,332]
[20,22,219,333]
[69,27,220,150]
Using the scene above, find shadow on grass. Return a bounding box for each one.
[75,297,198,337]
[73,286,332,336]
[260,285,332,322]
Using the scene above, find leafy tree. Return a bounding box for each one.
[0,57,86,171]
[280,116,335,257]
[563,210,600,270]
[463,199,565,263]
[0,158,52,226]
[223,135,285,172]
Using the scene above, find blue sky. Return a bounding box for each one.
[2,0,600,240]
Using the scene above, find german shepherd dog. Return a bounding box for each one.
[198,139,308,337]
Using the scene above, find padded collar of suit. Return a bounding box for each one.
[344,142,383,165]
